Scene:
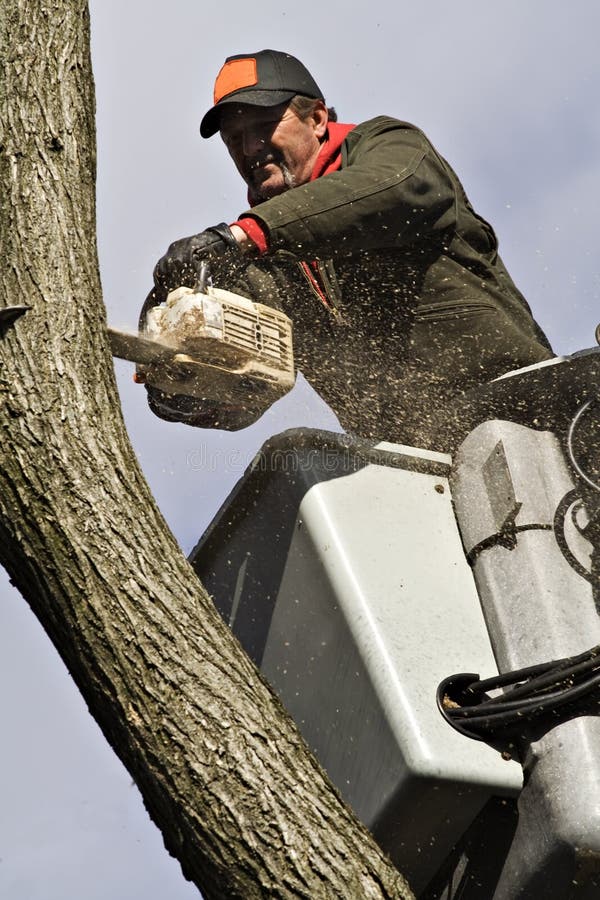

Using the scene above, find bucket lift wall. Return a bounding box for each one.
[189,430,522,893]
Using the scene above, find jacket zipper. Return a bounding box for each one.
[298,260,343,319]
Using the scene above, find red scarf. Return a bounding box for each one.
[310,122,355,180]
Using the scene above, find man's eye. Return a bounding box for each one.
[221,118,280,147]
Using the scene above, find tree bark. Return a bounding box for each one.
[0,3,413,897]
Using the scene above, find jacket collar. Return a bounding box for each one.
[310,122,356,180]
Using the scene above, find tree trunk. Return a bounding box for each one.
[0,3,413,897]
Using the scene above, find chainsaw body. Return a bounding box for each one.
[109,284,295,428]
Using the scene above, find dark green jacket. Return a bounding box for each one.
[229,116,552,447]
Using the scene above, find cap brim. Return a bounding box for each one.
[200,89,297,138]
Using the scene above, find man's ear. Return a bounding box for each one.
[312,100,329,140]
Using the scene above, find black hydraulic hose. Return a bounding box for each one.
[438,645,600,740]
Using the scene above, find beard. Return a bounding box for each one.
[247,157,296,203]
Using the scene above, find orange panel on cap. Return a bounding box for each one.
[214,58,258,104]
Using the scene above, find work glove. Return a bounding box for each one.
[153,222,242,294]
[145,383,257,431]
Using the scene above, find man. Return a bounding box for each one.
[146,49,553,448]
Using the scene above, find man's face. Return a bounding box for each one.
[219,101,327,204]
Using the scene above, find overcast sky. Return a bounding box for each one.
[2,2,600,897]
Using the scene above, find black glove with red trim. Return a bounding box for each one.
[153,222,242,294]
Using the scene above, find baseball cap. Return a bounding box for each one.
[200,49,324,138]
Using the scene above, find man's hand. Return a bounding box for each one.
[153,222,243,294]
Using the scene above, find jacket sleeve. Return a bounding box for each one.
[241,117,458,259]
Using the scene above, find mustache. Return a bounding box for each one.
[243,155,296,202]
[246,151,279,172]
[245,155,295,187]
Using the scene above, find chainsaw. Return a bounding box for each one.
[108,274,294,428]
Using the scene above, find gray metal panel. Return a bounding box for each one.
[257,453,521,892]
